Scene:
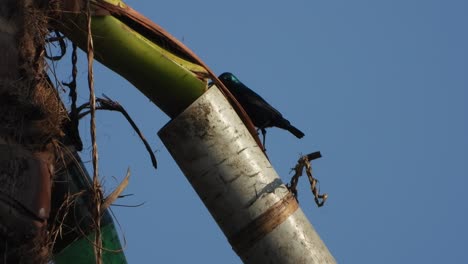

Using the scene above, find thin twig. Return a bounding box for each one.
[45,30,66,61]
[85,1,102,263]
[100,95,158,169]
[109,202,146,208]
[62,43,83,151]
[77,95,158,170]
[287,152,328,207]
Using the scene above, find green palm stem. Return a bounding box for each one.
[56,0,208,118]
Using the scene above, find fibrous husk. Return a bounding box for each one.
[0,0,66,263]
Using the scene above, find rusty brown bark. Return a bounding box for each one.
[0,0,66,263]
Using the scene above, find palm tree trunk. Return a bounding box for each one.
[0,0,64,263]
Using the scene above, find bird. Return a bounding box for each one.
[218,72,304,146]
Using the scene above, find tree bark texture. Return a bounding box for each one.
[0,0,65,263]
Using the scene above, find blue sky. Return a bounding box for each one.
[58,0,468,263]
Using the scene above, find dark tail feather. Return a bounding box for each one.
[286,125,305,138]
[275,118,305,138]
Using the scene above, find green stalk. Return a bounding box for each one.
[58,10,207,117]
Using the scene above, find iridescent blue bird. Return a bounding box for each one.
[219,72,304,145]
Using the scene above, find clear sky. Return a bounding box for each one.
[57,0,468,263]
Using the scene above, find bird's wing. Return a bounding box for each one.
[237,85,284,118]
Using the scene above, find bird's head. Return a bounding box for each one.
[219,72,240,84]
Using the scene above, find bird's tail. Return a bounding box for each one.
[286,125,305,138]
